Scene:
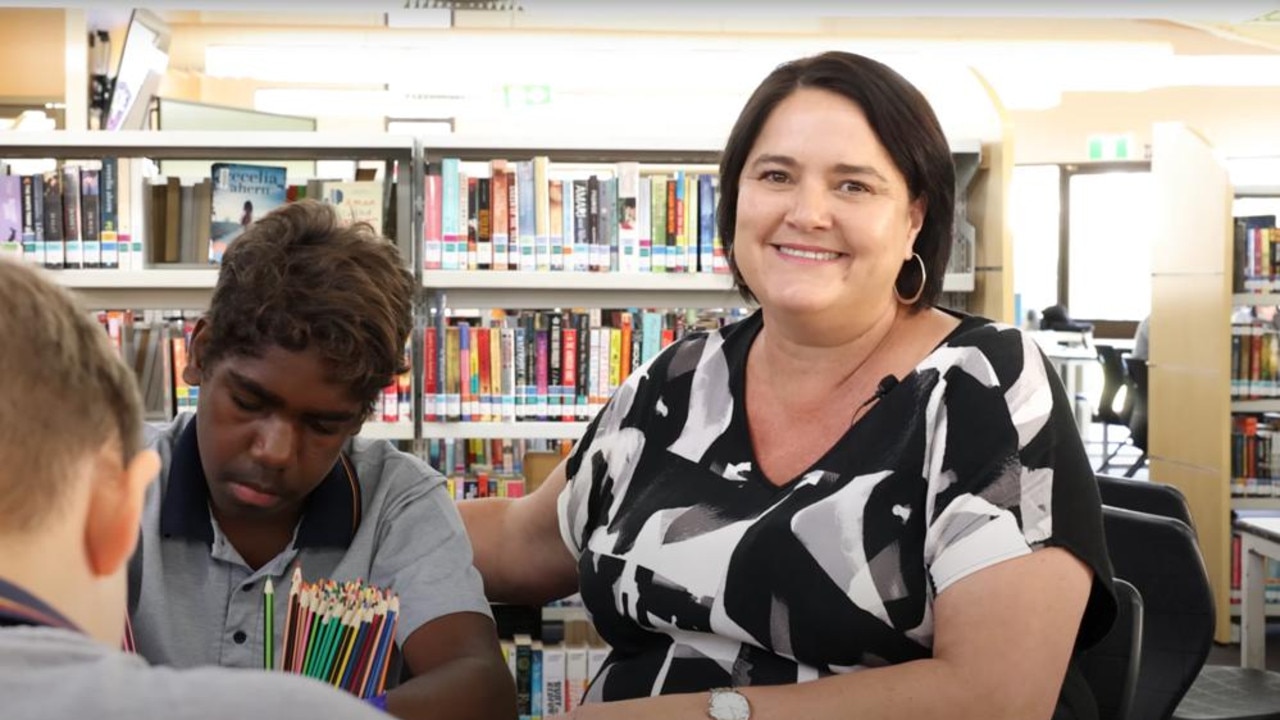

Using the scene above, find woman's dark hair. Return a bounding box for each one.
[717,51,956,309]
[202,199,416,414]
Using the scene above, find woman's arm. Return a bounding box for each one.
[458,458,580,606]
[561,547,1092,720]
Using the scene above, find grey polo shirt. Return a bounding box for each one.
[130,413,492,676]
[0,627,386,720]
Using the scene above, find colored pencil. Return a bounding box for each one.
[264,577,274,670]
[272,569,400,699]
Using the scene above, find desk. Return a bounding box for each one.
[1029,332,1098,436]
[1237,517,1280,669]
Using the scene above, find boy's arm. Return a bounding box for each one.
[388,613,515,720]
[370,465,515,720]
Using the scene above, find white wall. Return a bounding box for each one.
[1010,86,1280,163]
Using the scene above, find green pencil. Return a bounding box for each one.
[264,577,275,670]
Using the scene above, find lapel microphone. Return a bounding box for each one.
[873,374,900,401]
[857,374,900,414]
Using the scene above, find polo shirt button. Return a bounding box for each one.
[233,630,247,644]
[241,583,254,592]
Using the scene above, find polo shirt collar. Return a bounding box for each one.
[159,417,362,550]
[0,577,79,632]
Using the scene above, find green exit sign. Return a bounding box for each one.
[1087,133,1136,160]
[503,84,552,107]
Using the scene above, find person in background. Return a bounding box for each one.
[0,258,385,719]
[461,51,1116,720]
[1131,315,1150,361]
[129,201,514,720]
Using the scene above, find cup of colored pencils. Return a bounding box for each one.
[270,566,401,700]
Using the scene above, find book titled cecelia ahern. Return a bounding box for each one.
[209,162,287,264]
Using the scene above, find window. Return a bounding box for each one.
[1066,168,1153,322]
[1011,165,1061,326]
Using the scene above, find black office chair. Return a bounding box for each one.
[1096,477,1280,720]
[1123,357,1150,477]
[1097,474,1196,534]
[1079,577,1145,720]
[1096,345,1136,472]
[1101,506,1214,720]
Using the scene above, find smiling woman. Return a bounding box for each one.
[460,51,1117,720]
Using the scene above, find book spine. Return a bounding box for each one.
[489,325,503,423]
[476,177,492,270]
[517,161,536,272]
[616,161,640,273]
[650,175,667,273]
[81,168,102,268]
[423,326,438,422]
[19,175,40,265]
[41,170,64,270]
[549,179,564,272]
[572,179,589,273]
[100,157,120,269]
[62,165,83,269]
[466,177,478,271]
[502,325,516,422]
[423,164,444,270]
[548,313,562,421]
[440,158,459,270]
[586,176,601,272]
[541,645,565,717]
[533,156,551,271]
[699,173,715,274]
[490,160,509,271]
[637,175,651,273]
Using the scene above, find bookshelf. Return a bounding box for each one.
[0,130,420,437]
[54,268,218,309]
[422,421,589,441]
[358,422,417,441]
[1150,122,1273,642]
[0,130,419,278]
[1,131,1009,452]
[415,136,1003,448]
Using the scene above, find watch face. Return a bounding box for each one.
[710,690,751,720]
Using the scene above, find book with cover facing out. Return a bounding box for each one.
[0,175,20,258]
[209,162,287,263]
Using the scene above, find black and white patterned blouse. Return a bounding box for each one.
[558,309,1116,717]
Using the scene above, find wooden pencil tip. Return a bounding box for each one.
[265,577,274,594]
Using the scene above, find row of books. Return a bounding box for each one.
[423,307,747,423]
[1231,324,1280,399]
[419,437,574,481]
[1233,215,1280,293]
[0,161,135,270]
[94,309,189,420]
[0,158,387,269]
[1231,414,1280,495]
[94,308,412,429]
[423,157,730,275]
[501,634,610,719]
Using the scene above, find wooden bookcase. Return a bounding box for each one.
[1149,121,1235,642]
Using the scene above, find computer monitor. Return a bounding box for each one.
[104,9,171,131]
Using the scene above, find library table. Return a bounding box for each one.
[1236,516,1280,669]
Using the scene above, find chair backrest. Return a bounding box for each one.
[1095,474,1197,538]
[1123,357,1149,451]
[1101,506,1214,720]
[1078,577,1144,720]
[1095,345,1133,425]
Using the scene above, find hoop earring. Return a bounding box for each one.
[893,253,927,305]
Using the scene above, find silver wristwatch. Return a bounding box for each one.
[708,687,751,720]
